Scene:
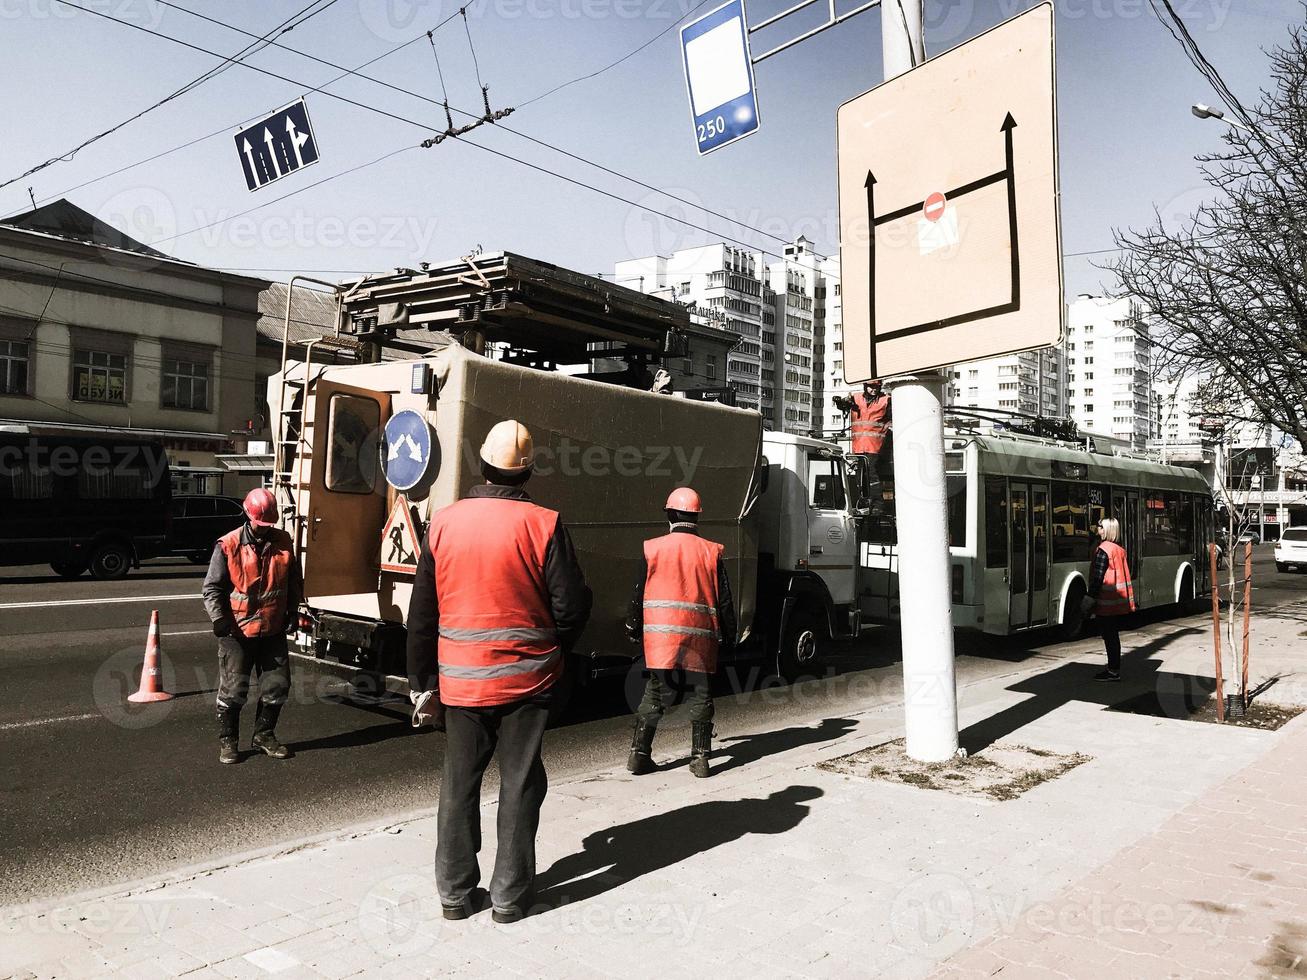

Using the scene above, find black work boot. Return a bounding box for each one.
[251,702,292,759]
[626,717,657,775]
[689,721,713,779]
[218,708,241,765]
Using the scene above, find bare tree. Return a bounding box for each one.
[1110,19,1307,452]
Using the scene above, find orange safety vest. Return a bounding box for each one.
[1096,540,1136,616]
[850,392,890,455]
[219,527,295,637]
[641,531,724,674]
[428,497,562,708]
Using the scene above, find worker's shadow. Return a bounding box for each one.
[659,717,858,776]
[532,785,823,912]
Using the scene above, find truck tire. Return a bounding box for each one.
[1059,580,1087,642]
[778,607,825,683]
[50,559,86,579]
[89,542,132,580]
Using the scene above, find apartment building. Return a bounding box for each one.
[767,237,822,434]
[1065,294,1153,450]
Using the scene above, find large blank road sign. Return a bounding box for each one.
[837,2,1062,381]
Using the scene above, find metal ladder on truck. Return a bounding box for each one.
[272,276,363,561]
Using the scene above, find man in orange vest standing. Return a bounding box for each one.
[406,420,591,924]
[1086,516,1136,681]
[625,487,736,779]
[832,379,891,505]
[202,487,300,765]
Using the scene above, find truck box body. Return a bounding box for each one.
[284,343,762,661]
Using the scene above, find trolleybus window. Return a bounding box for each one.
[326,394,378,494]
[1051,482,1091,563]
[985,477,1007,568]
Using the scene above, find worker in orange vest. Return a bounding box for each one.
[1085,516,1136,681]
[625,487,736,779]
[406,420,592,924]
[832,380,891,504]
[202,487,301,765]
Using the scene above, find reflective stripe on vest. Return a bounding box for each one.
[219,528,295,638]
[429,496,563,708]
[1096,541,1136,616]
[641,532,724,673]
[850,393,890,455]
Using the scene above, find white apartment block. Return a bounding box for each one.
[948,347,1065,424]
[1066,294,1153,451]
[768,237,822,434]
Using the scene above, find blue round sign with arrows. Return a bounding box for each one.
[383,410,432,492]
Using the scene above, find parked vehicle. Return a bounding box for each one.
[1275,527,1307,572]
[0,427,172,579]
[270,344,866,683]
[170,495,245,563]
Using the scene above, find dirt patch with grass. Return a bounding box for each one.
[1109,694,1305,731]
[817,740,1091,802]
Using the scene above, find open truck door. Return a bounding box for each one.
[303,379,391,599]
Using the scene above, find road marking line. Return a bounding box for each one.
[163,629,211,636]
[0,712,101,732]
[0,594,198,610]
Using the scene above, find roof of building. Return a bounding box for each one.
[0,198,174,259]
[257,281,341,346]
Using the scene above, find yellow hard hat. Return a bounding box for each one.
[480,420,535,473]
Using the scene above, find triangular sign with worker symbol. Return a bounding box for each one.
[379,496,422,575]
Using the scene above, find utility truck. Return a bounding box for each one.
[271,340,868,689]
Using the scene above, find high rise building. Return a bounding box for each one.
[1065,294,1154,450]
[768,237,822,434]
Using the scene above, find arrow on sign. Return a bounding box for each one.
[1001,112,1020,310]
[286,115,310,168]
[241,138,260,184]
[865,170,878,379]
[263,127,282,179]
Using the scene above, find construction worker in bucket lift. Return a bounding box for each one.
[406,420,592,924]
[202,487,301,765]
[625,487,737,779]
[832,379,892,505]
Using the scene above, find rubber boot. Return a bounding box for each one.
[218,707,241,765]
[251,702,291,759]
[626,717,657,775]
[689,721,713,779]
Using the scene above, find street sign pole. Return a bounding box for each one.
[881,0,961,763]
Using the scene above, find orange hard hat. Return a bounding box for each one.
[665,487,702,513]
[243,488,278,527]
[479,420,534,473]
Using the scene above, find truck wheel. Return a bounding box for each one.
[50,559,86,579]
[778,608,825,683]
[89,542,132,580]
[1277,562,1288,574]
[1059,581,1087,642]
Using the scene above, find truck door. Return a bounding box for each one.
[303,380,391,598]
[805,454,857,605]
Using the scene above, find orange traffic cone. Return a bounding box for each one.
[129,610,173,703]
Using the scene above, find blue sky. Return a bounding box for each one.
[0,0,1298,297]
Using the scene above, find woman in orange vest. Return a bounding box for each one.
[1086,516,1136,681]
[202,488,301,765]
[625,487,737,779]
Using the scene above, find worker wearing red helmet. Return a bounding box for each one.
[625,486,737,779]
[201,487,301,766]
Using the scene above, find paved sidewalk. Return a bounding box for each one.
[2,605,1305,979]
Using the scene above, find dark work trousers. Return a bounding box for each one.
[637,669,714,725]
[1099,617,1123,672]
[437,698,550,916]
[216,634,291,711]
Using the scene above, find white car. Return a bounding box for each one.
[1275,527,1307,572]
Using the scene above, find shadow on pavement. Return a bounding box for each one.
[959,626,1207,755]
[532,785,823,911]
[290,719,424,753]
[687,717,858,776]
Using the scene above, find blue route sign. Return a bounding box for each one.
[680,0,760,155]
[234,99,321,192]
[383,410,433,492]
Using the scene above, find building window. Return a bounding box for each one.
[705,355,717,381]
[0,339,29,396]
[72,349,127,403]
[162,356,210,411]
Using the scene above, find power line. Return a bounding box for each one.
[0,0,344,192]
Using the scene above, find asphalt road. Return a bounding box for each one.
[1,549,1301,906]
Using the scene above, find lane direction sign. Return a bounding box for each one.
[837,3,1062,380]
[383,410,433,492]
[234,99,321,192]
[681,0,760,155]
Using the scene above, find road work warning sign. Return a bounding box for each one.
[380,496,422,576]
[836,2,1063,380]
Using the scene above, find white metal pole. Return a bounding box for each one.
[881,0,959,763]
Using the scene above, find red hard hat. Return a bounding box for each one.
[243,488,278,527]
[665,487,702,514]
